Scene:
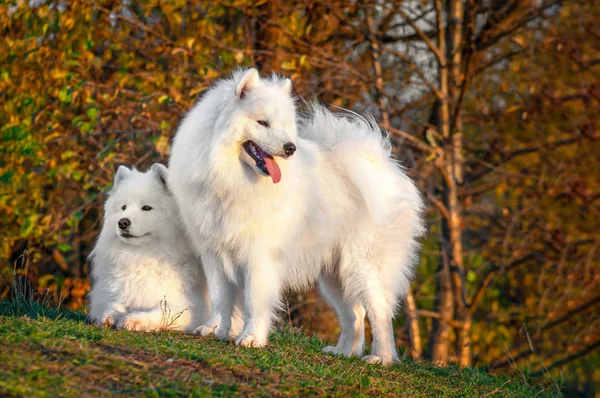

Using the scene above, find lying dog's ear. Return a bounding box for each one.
[236,68,259,100]
[282,78,292,95]
[114,165,132,188]
[150,163,169,191]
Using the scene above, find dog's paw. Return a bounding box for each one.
[361,354,399,366]
[102,312,123,327]
[193,324,217,337]
[235,333,266,348]
[117,312,163,332]
[361,354,384,365]
[323,345,346,356]
[215,328,232,341]
[118,316,143,331]
[101,305,127,327]
[102,315,116,327]
[323,344,363,358]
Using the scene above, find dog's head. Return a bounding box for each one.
[227,68,297,184]
[104,164,176,246]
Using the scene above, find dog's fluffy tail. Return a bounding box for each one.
[300,104,424,228]
[299,103,391,152]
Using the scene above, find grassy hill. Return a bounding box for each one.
[0,300,560,397]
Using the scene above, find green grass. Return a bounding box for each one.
[0,300,559,397]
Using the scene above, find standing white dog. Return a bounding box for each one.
[88,164,208,332]
[169,69,424,365]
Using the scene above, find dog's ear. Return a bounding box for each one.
[236,68,259,100]
[282,78,292,95]
[114,165,132,188]
[150,163,169,191]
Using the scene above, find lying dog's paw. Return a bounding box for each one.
[193,324,217,337]
[102,314,116,327]
[117,313,161,332]
[100,304,127,327]
[118,317,143,331]
[102,311,124,327]
[235,333,266,348]
[117,314,146,331]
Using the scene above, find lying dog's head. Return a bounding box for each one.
[104,164,175,246]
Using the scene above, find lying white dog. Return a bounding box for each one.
[87,164,208,332]
[168,69,424,365]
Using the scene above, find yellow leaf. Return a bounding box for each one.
[235,51,244,63]
[281,60,296,71]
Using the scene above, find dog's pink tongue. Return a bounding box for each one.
[264,156,281,184]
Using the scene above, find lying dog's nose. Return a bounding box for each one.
[283,142,296,156]
[118,218,131,230]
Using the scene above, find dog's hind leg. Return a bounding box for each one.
[318,275,366,358]
[357,269,400,366]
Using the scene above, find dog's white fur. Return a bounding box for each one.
[87,164,208,332]
[168,69,424,365]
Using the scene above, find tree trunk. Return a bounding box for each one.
[429,0,470,367]
[404,288,422,360]
[447,0,471,367]
[430,229,455,365]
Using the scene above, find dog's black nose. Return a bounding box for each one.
[283,142,296,156]
[118,218,131,230]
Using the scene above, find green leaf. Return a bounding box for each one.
[0,170,14,184]
[58,88,72,103]
[86,107,99,122]
[61,151,74,160]
[20,214,38,238]
[467,270,477,283]
[57,243,71,253]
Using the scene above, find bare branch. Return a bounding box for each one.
[96,5,175,46]
[466,136,582,184]
[543,294,600,332]
[396,6,445,65]
[532,340,600,376]
[417,310,463,328]
[469,253,542,313]
[366,8,390,130]
[380,45,444,99]
[387,126,436,154]
[428,192,451,220]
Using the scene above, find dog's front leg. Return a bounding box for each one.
[193,250,236,340]
[235,256,281,348]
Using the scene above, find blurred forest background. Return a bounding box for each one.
[1,0,598,395]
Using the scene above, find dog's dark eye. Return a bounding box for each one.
[121,205,127,211]
[257,120,269,128]
[142,206,153,211]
